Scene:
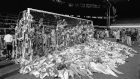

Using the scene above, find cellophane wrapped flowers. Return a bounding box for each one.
[18,38,137,79]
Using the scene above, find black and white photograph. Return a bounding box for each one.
[0,0,140,79]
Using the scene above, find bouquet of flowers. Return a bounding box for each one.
[19,38,137,79]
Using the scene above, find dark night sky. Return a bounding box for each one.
[0,0,140,19]
[115,0,140,18]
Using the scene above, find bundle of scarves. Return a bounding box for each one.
[56,24,94,49]
[18,38,137,79]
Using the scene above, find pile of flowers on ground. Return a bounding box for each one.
[18,38,137,79]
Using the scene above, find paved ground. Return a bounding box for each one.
[0,38,140,79]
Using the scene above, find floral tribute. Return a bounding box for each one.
[19,38,137,79]
[14,8,137,79]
